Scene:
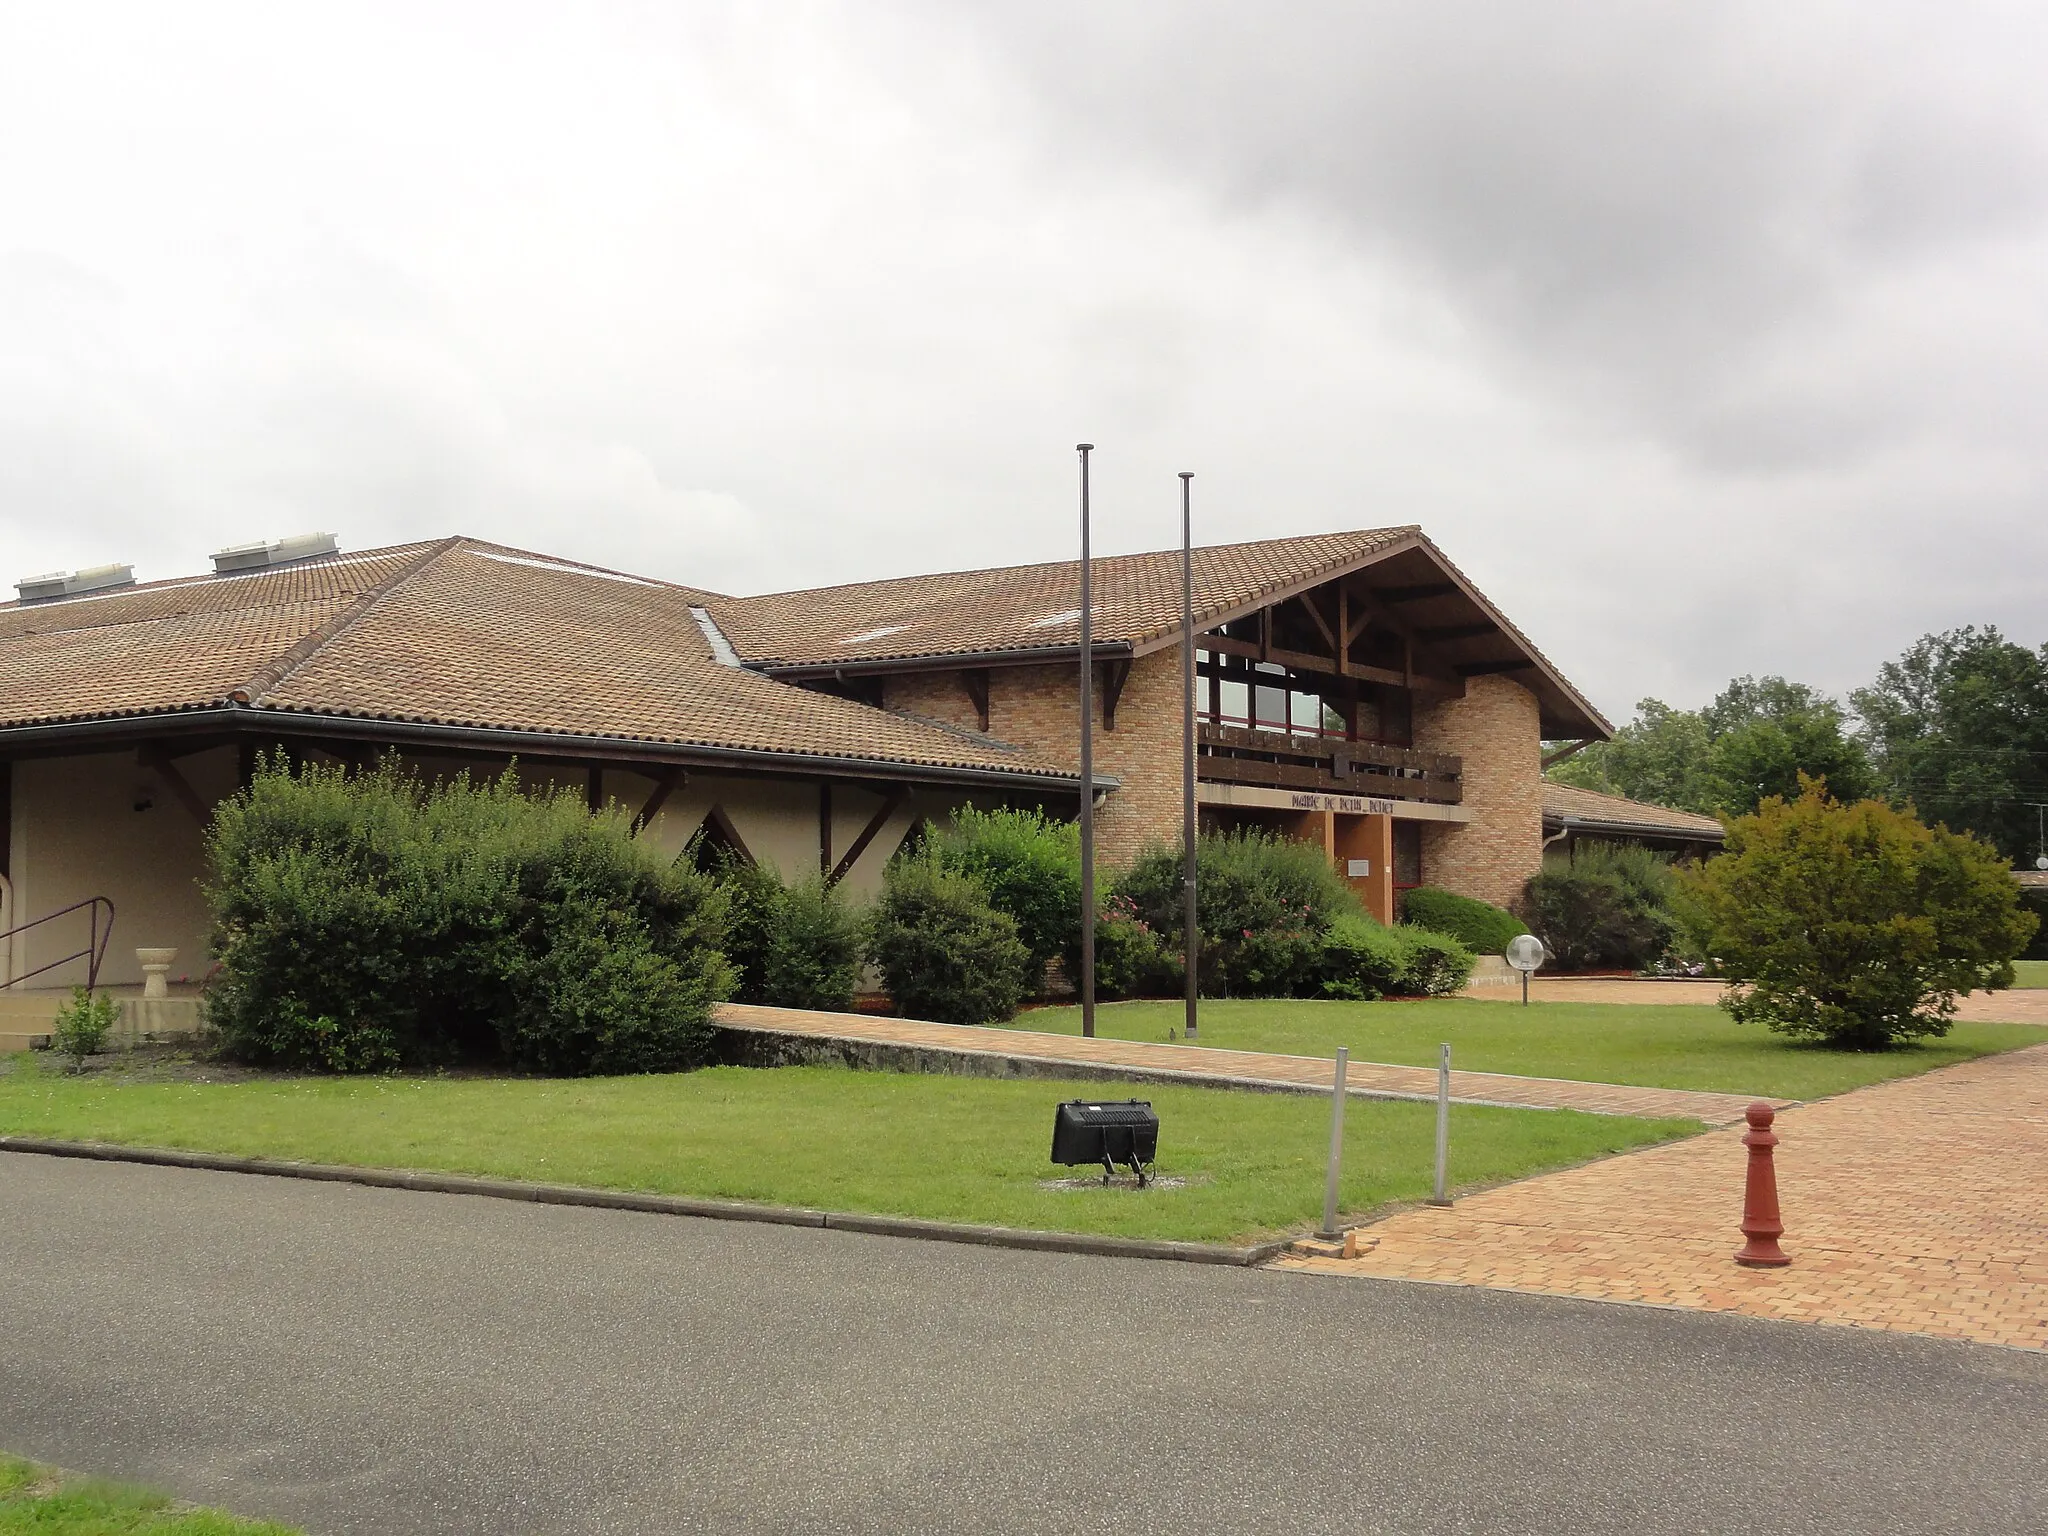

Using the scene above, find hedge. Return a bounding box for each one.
[869,855,1031,1025]
[1399,886,1525,956]
[205,760,732,1074]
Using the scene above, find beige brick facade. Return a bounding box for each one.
[886,662,1546,899]
[884,652,1189,865]
[1411,675,1543,910]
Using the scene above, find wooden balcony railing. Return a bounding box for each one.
[1196,722,1462,804]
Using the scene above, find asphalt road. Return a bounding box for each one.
[1,1153,2042,1535]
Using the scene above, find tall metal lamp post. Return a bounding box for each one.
[1179,472,1199,1041]
[1077,443,1097,1040]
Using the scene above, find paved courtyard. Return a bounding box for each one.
[716,1002,1774,1123]
[1280,1042,2048,1351]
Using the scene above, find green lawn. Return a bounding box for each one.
[0,1056,1692,1245]
[0,1456,298,1534]
[2012,959,2048,988]
[1009,998,2045,1101]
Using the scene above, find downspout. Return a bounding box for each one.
[0,872,12,987]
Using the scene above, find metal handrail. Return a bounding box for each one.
[0,896,116,991]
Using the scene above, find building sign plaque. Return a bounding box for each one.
[1289,792,1399,816]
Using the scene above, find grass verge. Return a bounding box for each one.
[2012,960,2048,989]
[1008,997,2044,1100]
[0,1055,1692,1246]
[0,1455,298,1534]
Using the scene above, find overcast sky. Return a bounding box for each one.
[4,2,2044,720]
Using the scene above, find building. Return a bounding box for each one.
[1540,781,1726,863]
[1,524,1613,997]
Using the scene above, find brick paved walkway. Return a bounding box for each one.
[1279,1042,2048,1351]
[1466,976,2048,1025]
[714,1004,1773,1124]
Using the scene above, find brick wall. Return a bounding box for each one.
[1411,675,1543,911]
[883,652,1189,865]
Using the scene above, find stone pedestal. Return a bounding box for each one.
[135,947,178,1000]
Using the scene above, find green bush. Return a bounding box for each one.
[1399,886,1525,955]
[1516,842,1679,971]
[926,806,1081,983]
[205,759,733,1075]
[1313,914,1411,999]
[869,855,1031,1024]
[1117,830,1356,997]
[764,876,866,1012]
[710,852,786,1005]
[1682,779,2037,1049]
[711,857,865,1012]
[50,985,119,1067]
[1089,894,1176,1002]
[1314,916,1476,999]
[1397,926,1479,995]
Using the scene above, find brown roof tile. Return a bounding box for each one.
[0,539,1076,784]
[1542,781,1726,840]
[709,528,1419,666]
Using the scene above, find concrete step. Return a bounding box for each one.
[0,994,205,1051]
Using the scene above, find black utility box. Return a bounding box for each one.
[1051,1099,1159,1183]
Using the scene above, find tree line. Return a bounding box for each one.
[1550,625,2048,866]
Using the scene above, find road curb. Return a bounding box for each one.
[0,1135,1292,1267]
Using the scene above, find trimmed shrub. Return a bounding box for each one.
[1400,887,1525,956]
[710,852,786,1005]
[205,760,733,1075]
[763,876,866,1013]
[1397,926,1478,995]
[1313,914,1411,999]
[711,858,865,1012]
[1681,779,2037,1049]
[1516,842,1678,971]
[869,855,1031,1025]
[1117,830,1356,997]
[1090,895,1176,1002]
[926,806,1081,981]
[1314,917,1477,1000]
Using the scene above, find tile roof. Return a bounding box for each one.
[708,528,1420,666]
[707,525,1611,740]
[0,539,1076,785]
[1542,781,1726,841]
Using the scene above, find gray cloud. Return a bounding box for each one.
[2,1,2043,721]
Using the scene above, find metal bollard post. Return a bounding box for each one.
[1319,1047,1349,1239]
[1426,1042,1452,1207]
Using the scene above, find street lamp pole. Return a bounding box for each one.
[1179,472,1198,1042]
[1077,443,1096,1040]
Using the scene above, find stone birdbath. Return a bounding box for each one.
[135,947,179,1000]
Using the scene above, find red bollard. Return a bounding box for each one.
[1734,1101,1791,1268]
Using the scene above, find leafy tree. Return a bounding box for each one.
[1548,698,1718,814]
[1851,626,2048,865]
[1701,675,1876,815]
[1680,778,2037,1050]
[1550,675,1873,819]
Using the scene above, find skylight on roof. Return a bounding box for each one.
[1029,609,1082,629]
[473,552,662,587]
[841,623,913,645]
